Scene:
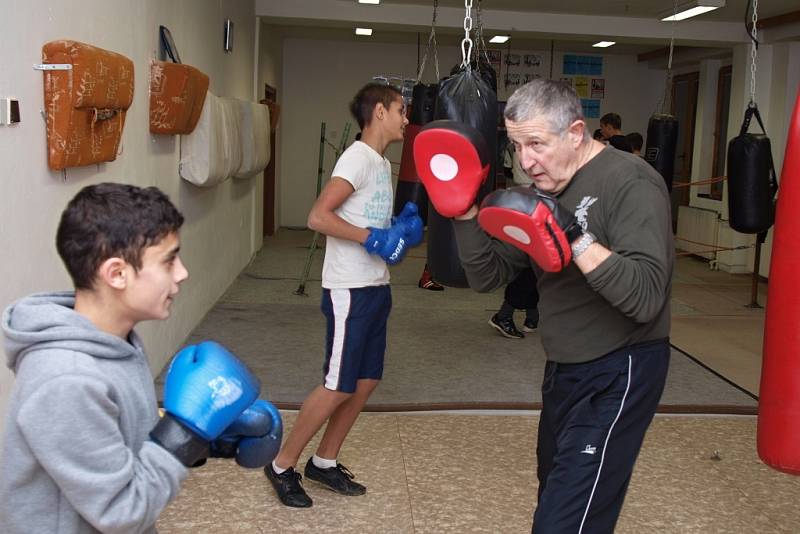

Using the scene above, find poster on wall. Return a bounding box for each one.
[581,99,601,118]
[574,77,590,98]
[498,49,548,101]
[560,77,575,89]
[563,54,603,76]
[591,78,605,99]
[524,54,542,67]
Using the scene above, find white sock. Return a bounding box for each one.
[271,460,288,474]
[312,454,337,469]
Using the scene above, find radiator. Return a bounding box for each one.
[675,205,720,260]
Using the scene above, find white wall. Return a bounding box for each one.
[278,38,665,228]
[0,0,259,422]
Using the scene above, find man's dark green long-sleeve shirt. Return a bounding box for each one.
[454,147,673,364]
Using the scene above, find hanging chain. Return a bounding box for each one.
[460,0,473,68]
[660,0,679,114]
[416,0,439,82]
[475,0,490,64]
[749,0,758,107]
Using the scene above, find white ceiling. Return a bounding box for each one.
[257,0,799,59]
[386,0,796,23]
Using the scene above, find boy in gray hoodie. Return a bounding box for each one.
[1,183,198,533]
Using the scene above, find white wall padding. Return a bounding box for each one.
[234,100,271,179]
[219,97,244,179]
[179,92,243,187]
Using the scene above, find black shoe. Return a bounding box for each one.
[264,464,313,508]
[489,313,524,339]
[304,458,366,496]
[418,278,445,291]
[522,318,538,333]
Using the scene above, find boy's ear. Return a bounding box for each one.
[98,257,129,290]
[374,102,387,121]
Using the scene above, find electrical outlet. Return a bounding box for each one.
[0,98,20,125]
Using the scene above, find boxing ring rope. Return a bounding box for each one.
[671,175,727,188]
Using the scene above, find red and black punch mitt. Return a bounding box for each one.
[478,187,583,272]
[413,120,491,218]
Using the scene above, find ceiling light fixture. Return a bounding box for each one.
[660,0,725,22]
[358,0,380,4]
[592,41,616,48]
[355,28,373,36]
[489,35,510,44]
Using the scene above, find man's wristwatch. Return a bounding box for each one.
[571,232,596,260]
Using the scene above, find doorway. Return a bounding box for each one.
[261,83,278,236]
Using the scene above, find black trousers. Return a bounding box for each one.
[532,339,670,533]
[504,268,539,311]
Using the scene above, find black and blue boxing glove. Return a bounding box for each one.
[394,201,424,247]
[150,341,260,467]
[210,399,283,468]
[363,224,409,265]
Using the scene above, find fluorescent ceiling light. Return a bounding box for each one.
[358,0,380,4]
[592,41,616,48]
[661,0,725,21]
[489,35,510,44]
[355,28,373,36]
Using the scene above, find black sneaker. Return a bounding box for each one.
[489,313,524,339]
[522,318,538,332]
[264,464,313,508]
[304,458,366,496]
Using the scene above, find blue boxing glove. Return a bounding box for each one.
[210,399,283,468]
[363,224,409,265]
[394,201,424,247]
[150,341,260,467]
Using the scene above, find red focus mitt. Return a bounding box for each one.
[413,120,490,217]
[478,187,584,272]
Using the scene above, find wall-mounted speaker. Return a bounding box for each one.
[224,18,234,53]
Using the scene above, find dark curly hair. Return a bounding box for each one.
[56,183,184,289]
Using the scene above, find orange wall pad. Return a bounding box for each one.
[42,40,134,170]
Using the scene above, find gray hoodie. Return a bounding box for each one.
[0,292,187,534]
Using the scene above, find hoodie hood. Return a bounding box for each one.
[3,291,140,371]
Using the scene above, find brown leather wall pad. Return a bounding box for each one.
[42,40,134,170]
[149,60,210,135]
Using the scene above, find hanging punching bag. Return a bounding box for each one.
[410,83,438,125]
[727,105,777,234]
[395,123,429,224]
[394,83,438,225]
[759,88,800,475]
[427,66,497,287]
[644,114,679,191]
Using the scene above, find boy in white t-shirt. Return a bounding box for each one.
[265,83,421,507]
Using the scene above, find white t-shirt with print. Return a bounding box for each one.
[322,141,394,288]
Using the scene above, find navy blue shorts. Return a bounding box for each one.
[320,285,392,393]
[533,339,670,533]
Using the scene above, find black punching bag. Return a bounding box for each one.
[727,105,778,234]
[427,67,497,287]
[410,83,437,125]
[394,83,438,224]
[644,114,679,191]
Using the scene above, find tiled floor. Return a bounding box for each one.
[157,239,798,533]
[158,413,800,533]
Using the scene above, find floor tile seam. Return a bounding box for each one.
[393,414,420,534]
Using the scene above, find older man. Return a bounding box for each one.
[451,80,673,532]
